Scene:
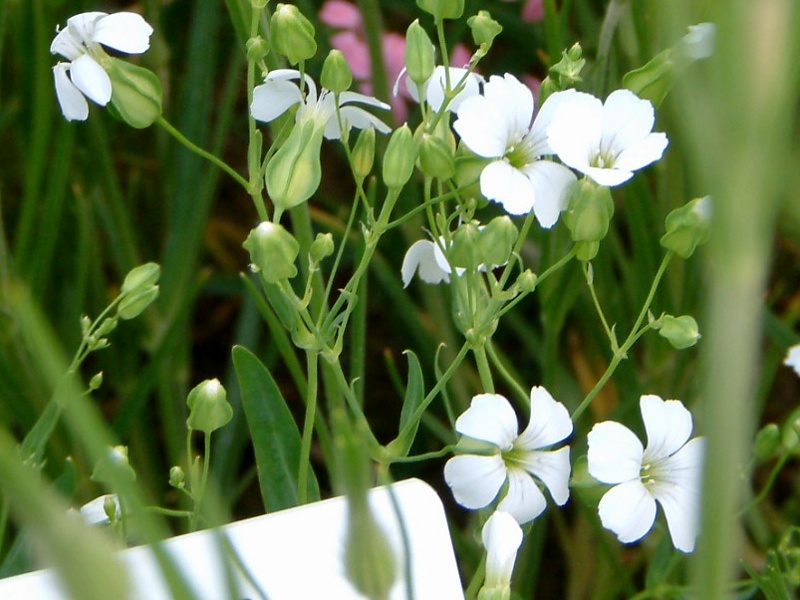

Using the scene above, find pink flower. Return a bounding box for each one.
[501,0,545,24]
[319,0,361,28]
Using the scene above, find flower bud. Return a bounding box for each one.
[478,511,522,600]
[270,4,317,65]
[753,423,781,461]
[405,21,435,86]
[265,120,324,210]
[352,127,376,184]
[117,285,159,320]
[243,222,300,282]
[563,179,614,259]
[246,36,269,63]
[169,465,186,488]
[467,10,502,49]
[121,262,161,294]
[186,379,233,434]
[416,129,455,180]
[91,446,137,484]
[89,372,104,391]
[321,49,353,93]
[416,0,464,21]
[382,125,416,189]
[105,58,162,129]
[516,270,537,294]
[660,196,711,258]
[549,43,585,87]
[450,222,481,270]
[310,232,335,262]
[657,315,701,349]
[477,216,518,267]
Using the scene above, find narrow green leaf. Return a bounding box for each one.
[388,350,424,458]
[232,345,319,511]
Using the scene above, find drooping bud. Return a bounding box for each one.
[169,465,186,489]
[562,178,614,261]
[270,4,317,65]
[467,10,502,50]
[186,379,233,434]
[246,36,269,63]
[243,221,300,282]
[417,0,464,21]
[382,125,416,189]
[105,58,162,129]
[121,262,160,294]
[477,216,518,267]
[265,120,324,210]
[352,127,376,184]
[405,21,435,86]
[660,196,711,258]
[321,49,353,93]
[656,315,701,349]
[310,232,335,262]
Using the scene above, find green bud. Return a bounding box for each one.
[352,127,376,184]
[477,216,518,267]
[782,410,800,453]
[405,20,435,86]
[450,222,481,270]
[270,4,317,65]
[117,285,159,320]
[467,10,502,49]
[754,423,781,461]
[186,379,233,434]
[657,315,701,349]
[382,125,416,189]
[91,445,137,484]
[169,465,186,488]
[243,222,300,282]
[416,129,455,180]
[417,0,464,21]
[121,262,161,294]
[563,179,614,252]
[95,317,118,336]
[266,119,324,210]
[574,241,600,262]
[310,232,335,262]
[549,43,585,87]
[103,495,119,522]
[105,58,162,129]
[89,372,104,391]
[660,196,711,258]
[516,270,537,294]
[246,36,269,63]
[321,50,353,93]
[622,48,676,107]
[537,76,560,105]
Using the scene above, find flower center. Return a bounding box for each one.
[504,136,537,170]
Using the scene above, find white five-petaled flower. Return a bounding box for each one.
[401,239,451,287]
[587,394,705,553]
[784,343,800,377]
[250,69,391,140]
[453,73,577,226]
[444,388,572,524]
[546,89,669,187]
[50,11,154,121]
[480,511,523,598]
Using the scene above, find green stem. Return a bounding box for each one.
[245,5,270,222]
[472,345,495,394]
[583,261,617,350]
[486,342,529,406]
[542,0,564,62]
[298,351,319,504]
[387,446,453,464]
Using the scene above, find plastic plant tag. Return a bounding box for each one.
[0,479,463,599]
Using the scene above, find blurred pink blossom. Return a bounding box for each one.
[501,0,545,24]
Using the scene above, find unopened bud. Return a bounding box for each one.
[563,179,614,261]
[186,379,233,434]
[270,4,317,65]
[516,270,537,294]
[417,130,455,180]
[352,127,376,184]
[754,424,781,461]
[416,0,464,21]
[106,58,162,129]
[660,196,711,258]
[549,43,585,87]
[467,10,502,49]
[405,21,435,86]
[382,125,416,189]
[169,465,186,488]
[243,222,300,282]
[89,372,104,391]
[310,232,335,262]
[118,285,159,320]
[450,222,481,270]
[121,262,161,294]
[265,120,324,210]
[321,49,352,93]
[477,216,518,267]
[91,445,137,484]
[657,315,701,349]
[246,36,269,63]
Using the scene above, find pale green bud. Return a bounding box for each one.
[405,21,435,86]
[782,411,800,453]
[106,58,162,129]
[89,372,104,391]
[754,424,781,461]
[265,119,324,210]
[549,43,585,87]
[169,465,186,488]
[270,4,317,65]
[246,36,269,63]
[416,129,455,180]
[660,196,711,259]
[352,127,376,183]
[450,222,481,270]
[417,0,464,21]
[516,270,537,294]
[121,262,160,294]
[382,125,416,189]
[310,232,335,262]
[186,379,233,434]
[95,317,118,336]
[563,179,614,260]
[467,10,502,49]
[657,315,701,349]
[118,285,159,320]
[321,50,353,93]
[477,216,518,266]
[91,445,137,484]
[243,222,300,283]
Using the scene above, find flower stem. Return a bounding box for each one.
[473,345,495,394]
[298,350,319,504]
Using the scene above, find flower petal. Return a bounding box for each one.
[50,26,85,60]
[784,344,800,376]
[479,160,536,215]
[516,386,573,449]
[516,446,571,506]
[521,161,576,228]
[455,394,519,448]
[324,105,391,139]
[251,79,303,122]
[69,54,111,105]
[583,165,634,187]
[546,91,603,174]
[401,240,450,287]
[482,511,523,588]
[483,74,533,144]
[92,12,153,54]
[587,421,644,484]
[640,395,693,461]
[65,12,107,44]
[444,454,506,509]
[527,88,578,156]
[454,94,509,158]
[598,480,657,544]
[613,132,668,172]
[53,63,89,121]
[424,66,482,112]
[600,90,656,154]
[498,467,547,523]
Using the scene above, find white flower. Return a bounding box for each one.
[453,74,577,226]
[784,343,800,376]
[50,11,154,121]
[480,511,523,598]
[587,394,705,553]
[444,388,572,524]
[250,69,391,140]
[546,89,669,187]
[401,239,452,287]
[69,494,121,526]
[402,66,484,113]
